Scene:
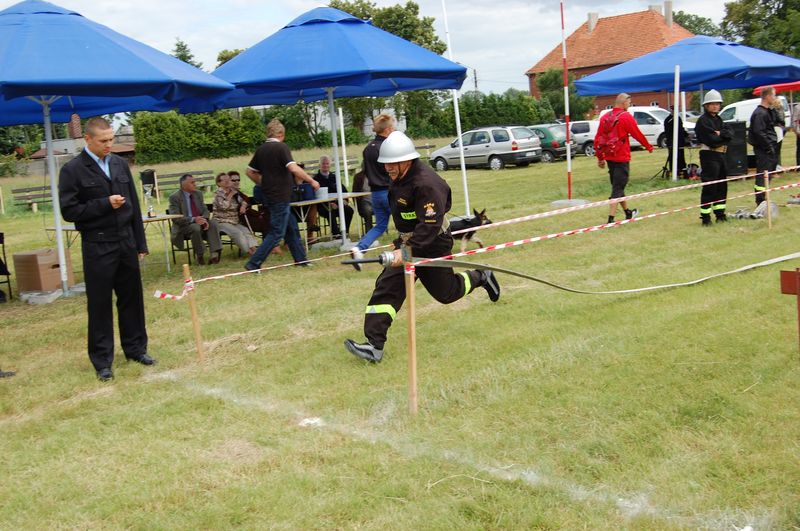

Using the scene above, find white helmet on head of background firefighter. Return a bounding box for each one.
[377,131,420,163]
[702,90,723,106]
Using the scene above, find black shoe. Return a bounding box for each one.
[701,214,712,226]
[481,270,500,302]
[0,369,15,378]
[625,208,638,220]
[197,255,206,265]
[96,367,114,381]
[127,353,157,366]
[344,339,384,363]
[295,261,312,267]
[715,214,728,222]
[244,262,260,271]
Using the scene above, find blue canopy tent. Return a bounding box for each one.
[207,7,468,248]
[575,36,800,181]
[0,0,234,292]
[574,36,800,95]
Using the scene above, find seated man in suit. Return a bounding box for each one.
[313,155,353,237]
[168,174,222,264]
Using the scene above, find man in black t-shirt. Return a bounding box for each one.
[244,119,319,270]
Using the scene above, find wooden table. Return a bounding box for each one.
[48,214,182,272]
[291,192,370,251]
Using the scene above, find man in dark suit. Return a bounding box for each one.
[168,175,222,265]
[59,117,156,381]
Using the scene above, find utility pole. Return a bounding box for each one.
[473,68,478,92]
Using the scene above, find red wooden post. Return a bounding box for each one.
[779,268,800,356]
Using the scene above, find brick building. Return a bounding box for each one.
[525,2,694,117]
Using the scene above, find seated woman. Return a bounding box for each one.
[213,172,258,256]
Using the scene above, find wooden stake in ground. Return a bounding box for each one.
[183,264,205,363]
[405,263,418,415]
[765,170,772,229]
[0,185,5,215]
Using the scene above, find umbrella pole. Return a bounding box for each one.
[671,66,680,182]
[441,0,471,216]
[43,99,71,295]
[326,88,350,250]
[338,107,350,190]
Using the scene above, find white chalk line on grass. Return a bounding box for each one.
[153,373,773,529]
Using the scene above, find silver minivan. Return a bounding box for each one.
[430,126,542,171]
[570,120,600,156]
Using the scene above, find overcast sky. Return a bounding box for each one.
[3,0,728,93]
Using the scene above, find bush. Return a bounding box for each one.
[0,153,23,177]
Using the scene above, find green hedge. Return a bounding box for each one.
[132,108,265,164]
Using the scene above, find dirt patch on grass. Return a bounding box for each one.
[206,438,265,465]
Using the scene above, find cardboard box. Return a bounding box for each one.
[13,249,75,292]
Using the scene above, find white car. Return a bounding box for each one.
[719,96,790,127]
[569,120,600,156]
[599,106,695,148]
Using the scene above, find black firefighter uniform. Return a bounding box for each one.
[363,160,490,349]
[694,111,732,221]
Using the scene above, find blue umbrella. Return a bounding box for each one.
[208,7,467,247]
[575,35,800,96]
[0,0,234,292]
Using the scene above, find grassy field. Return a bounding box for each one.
[2,138,800,529]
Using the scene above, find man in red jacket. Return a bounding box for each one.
[594,93,654,223]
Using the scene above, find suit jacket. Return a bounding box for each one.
[168,189,210,240]
[59,150,147,252]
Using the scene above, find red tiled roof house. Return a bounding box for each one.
[525,2,694,116]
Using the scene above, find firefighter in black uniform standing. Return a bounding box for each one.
[750,86,779,206]
[344,131,501,363]
[694,89,732,225]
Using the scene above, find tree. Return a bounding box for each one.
[673,10,721,36]
[536,69,595,120]
[216,48,244,68]
[722,0,800,57]
[172,38,203,69]
[327,1,447,131]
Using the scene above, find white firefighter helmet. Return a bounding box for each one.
[703,90,723,106]
[377,131,420,163]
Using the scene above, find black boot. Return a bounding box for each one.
[624,208,638,220]
[607,215,615,224]
[701,214,712,226]
[715,213,727,222]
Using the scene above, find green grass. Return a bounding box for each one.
[2,138,800,529]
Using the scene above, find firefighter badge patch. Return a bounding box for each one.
[424,202,436,217]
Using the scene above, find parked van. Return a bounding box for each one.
[719,96,790,127]
[570,120,600,156]
[599,106,695,148]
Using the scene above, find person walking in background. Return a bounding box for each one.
[594,93,654,224]
[770,96,785,170]
[749,86,779,206]
[694,90,732,225]
[344,131,500,363]
[352,169,374,231]
[169,174,223,265]
[244,119,319,270]
[349,113,396,270]
[213,172,258,256]
[59,117,156,381]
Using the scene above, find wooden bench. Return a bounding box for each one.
[12,186,52,212]
[299,157,360,175]
[149,170,216,202]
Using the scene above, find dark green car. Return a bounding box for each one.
[527,124,577,163]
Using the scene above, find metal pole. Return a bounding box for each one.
[765,170,772,229]
[441,0,471,216]
[326,88,350,249]
[405,263,418,415]
[561,0,573,199]
[671,65,680,181]
[681,91,687,122]
[43,99,70,294]
[338,107,350,190]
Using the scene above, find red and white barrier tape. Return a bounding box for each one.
[153,243,392,300]
[416,180,800,267]
[450,166,798,236]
